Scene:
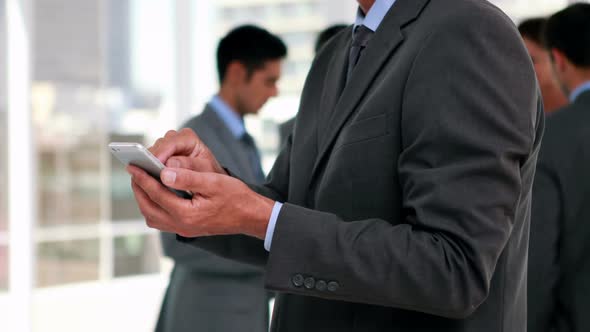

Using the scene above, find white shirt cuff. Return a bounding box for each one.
[264,202,283,252]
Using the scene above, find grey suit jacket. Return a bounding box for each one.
[529,90,590,332]
[278,118,295,148]
[157,105,268,332]
[180,0,543,331]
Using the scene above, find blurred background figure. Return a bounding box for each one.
[157,25,287,332]
[518,17,568,113]
[528,3,590,332]
[278,23,347,146]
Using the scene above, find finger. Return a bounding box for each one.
[130,179,176,233]
[161,168,221,197]
[176,129,227,174]
[151,131,177,154]
[164,129,178,138]
[151,130,180,155]
[149,129,203,164]
[129,165,193,215]
[166,156,214,172]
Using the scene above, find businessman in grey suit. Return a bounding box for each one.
[528,4,590,332]
[156,25,287,332]
[131,0,543,331]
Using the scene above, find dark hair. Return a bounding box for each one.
[314,24,348,53]
[217,25,287,83]
[545,3,590,67]
[518,17,547,46]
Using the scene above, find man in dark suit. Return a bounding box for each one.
[518,17,568,113]
[278,24,347,147]
[528,4,590,332]
[156,25,287,332]
[130,0,542,331]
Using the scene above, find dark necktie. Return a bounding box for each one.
[346,25,374,83]
[240,132,265,184]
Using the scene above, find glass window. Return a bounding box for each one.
[489,0,570,20]
[281,31,313,47]
[219,7,235,21]
[0,134,4,228]
[279,3,317,17]
[0,246,6,290]
[0,0,7,291]
[113,234,160,277]
[33,0,106,228]
[36,239,100,287]
[36,131,103,227]
[32,0,172,287]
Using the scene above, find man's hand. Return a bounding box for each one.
[128,164,275,239]
[149,128,227,175]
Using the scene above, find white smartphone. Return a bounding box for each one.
[109,142,192,198]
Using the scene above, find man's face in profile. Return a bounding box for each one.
[235,59,282,115]
[523,37,567,109]
[523,37,552,83]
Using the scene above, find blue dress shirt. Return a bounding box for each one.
[264,0,397,252]
[570,81,590,103]
[209,95,246,139]
[354,0,396,32]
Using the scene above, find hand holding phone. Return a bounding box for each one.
[109,142,193,198]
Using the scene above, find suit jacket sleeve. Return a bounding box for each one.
[262,11,539,319]
[528,162,560,332]
[160,231,263,273]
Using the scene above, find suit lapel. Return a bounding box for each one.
[310,0,430,182]
[317,30,353,148]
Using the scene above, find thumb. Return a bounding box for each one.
[161,168,217,196]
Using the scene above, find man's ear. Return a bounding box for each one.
[550,49,567,73]
[225,61,247,84]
